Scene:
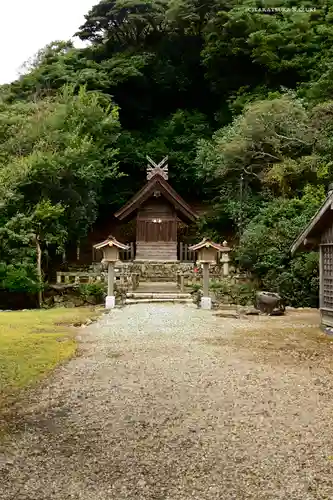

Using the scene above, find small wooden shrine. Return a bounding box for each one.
[114,156,198,261]
[291,183,333,328]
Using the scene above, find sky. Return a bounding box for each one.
[0,0,97,84]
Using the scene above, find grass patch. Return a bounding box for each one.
[0,307,102,415]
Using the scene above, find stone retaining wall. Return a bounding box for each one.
[79,261,232,281]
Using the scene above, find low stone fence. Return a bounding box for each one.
[56,272,104,284]
[115,261,232,282]
[56,270,140,291]
[56,261,237,292]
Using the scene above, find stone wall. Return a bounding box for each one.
[115,261,231,281]
[58,261,235,295]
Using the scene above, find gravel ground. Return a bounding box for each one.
[1,304,333,500]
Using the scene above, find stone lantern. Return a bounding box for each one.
[221,240,231,277]
[93,236,129,309]
[189,238,231,309]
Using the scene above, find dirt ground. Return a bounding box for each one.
[1,305,333,500]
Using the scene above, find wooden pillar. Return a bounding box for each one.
[108,262,115,296]
[319,245,323,310]
[200,262,212,309]
[202,263,209,297]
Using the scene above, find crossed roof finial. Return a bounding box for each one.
[146,156,168,180]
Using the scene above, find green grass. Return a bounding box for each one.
[0,307,102,413]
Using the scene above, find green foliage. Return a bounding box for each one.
[78,282,106,302]
[0,263,40,293]
[2,0,333,308]
[0,86,120,236]
[263,252,319,307]
[0,84,120,250]
[210,278,257,306]
[236,191,324,306]
[197,94,313,188]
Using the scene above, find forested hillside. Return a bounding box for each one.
[1,0,332,307]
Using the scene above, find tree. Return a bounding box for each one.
[235,186,325,306]
[197,94,313,186]
[76,0,168,49]
[0,201,67,307]
[0,85,121,242]
[0,85,121,299]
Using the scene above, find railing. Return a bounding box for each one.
[91,242,198,262]
[176,267,233,291]
[119,242,136,261]
[57,272,104,284]
[178,243,197,262]
[56,270,140,289]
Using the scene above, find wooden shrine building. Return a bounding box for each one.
[291,183,333,328]
[114,157,198,261]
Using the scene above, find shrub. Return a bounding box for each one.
[235,192,322,307]
[210,278,257,306]
[0,263,41,293]
[78,282,106,303]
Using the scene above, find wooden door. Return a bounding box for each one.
[136,219,177,242]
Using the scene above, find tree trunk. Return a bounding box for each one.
[36,237,42,308]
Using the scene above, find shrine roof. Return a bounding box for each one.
[93,235,129,250]
[188,238,230,252]
[291,190,333,254]
[114,173,198,223]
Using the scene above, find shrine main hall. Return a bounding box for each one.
[112,156,199,262]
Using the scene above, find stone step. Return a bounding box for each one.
[135,281,180,293]
[139,277,177,282]
[125,298,195,305]
[127,292,191,299]
[135,256,177,261]
[136,281,178,285]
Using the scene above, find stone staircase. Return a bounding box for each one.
[125,281,194,305]
[135,242,177,261]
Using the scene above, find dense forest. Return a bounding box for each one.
[1,0,332,307]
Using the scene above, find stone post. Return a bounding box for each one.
[106,261,115,309]
[180,273,185,293]
[201,262,212,309]
[221,252,230,277]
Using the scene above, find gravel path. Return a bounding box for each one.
[1,304,333,499]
